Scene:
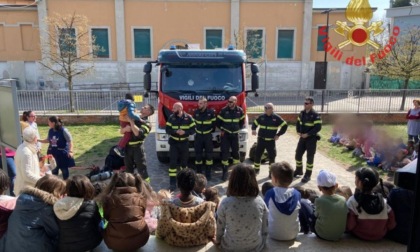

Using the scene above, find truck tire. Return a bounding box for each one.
[240,152,246,162]
[157,152,170,163]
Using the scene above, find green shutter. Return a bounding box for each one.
[92,28,109,58]
[317,26,327,51]
[134,29,151,58]
[246,30,263,59]
[59,28,76,57]
[277,30,294,59]
[206,29,222,49]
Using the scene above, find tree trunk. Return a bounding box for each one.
[68,77,75,112]
[399,78,410,111]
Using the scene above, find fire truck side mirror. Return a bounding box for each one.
[251,64,259,91]
[143,62,152,91]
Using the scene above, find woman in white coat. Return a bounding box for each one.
[14,127,41,195]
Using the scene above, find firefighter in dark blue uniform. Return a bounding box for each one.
[295,97,322,183]
[193,97,216,180]
[216,96,245,180]
[251,102,288,177]
[166,102,195,190]
[123,104,154,183]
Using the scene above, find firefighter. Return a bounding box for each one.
[216,96,245,180]
[295,97,322,183]
[123,104,154,182]
[251,102,288,177]
[193,97,216,180]
[166,102,195,190]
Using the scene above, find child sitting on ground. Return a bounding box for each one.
[346,167,396,241]
[263,161,300,241]
[214,164,267,251]
[114,93,142,157]
[193,173,207,199]
[99,172,150,251]
[39,154,56,176]
[203,187,220,210]
[53,175,102,252]
[0,169,16,239]
[171,168,204,207]
[309,170,348,241]
[336,185,353,201]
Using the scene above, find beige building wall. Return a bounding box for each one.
[47,0,117,60]
[241,1,305,61]
[125,1,230,60]
[0,0,371,90]
[311,11,367,63]
[0,9,40,61]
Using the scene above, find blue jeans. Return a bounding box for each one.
[0,157,16,196]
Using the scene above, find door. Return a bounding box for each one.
[314,62,327,89]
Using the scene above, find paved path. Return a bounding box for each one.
[144,124,361,194]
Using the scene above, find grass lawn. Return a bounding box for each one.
[38,124,121,168]
[317,124,408,180]
[38,123,408,178]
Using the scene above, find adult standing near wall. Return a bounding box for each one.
[14,127,41,195]
[39,116,75,180]
[122,104,154,182]
[406,99,420,144]
[193,97,216,180]
[216,96,245,181]
[294,97,322,183]
[251,102,288,177]
[166,102,195,190]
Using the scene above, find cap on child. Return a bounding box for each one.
[317,170,337,187]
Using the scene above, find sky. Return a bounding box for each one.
[313,0,391,20]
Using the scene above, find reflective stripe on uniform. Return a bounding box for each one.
[220,127,239,134]
[170,136,188,141]
[195,128,213,134]
[195,160,203,165]
[221,160,229,166]
[232,159,240,165]
[205,160,213,165]
[217,115,240,123]
[169,168,177,177]
[128,140,144,145]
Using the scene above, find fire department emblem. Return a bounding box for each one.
[334,0,384,49]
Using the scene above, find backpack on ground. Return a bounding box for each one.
[249,142,268,163]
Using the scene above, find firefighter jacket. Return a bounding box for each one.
[166,112,195,141]
[216,106,245,134]
[252,113,288,140]
[128,118,151,144]
[193,108,216,135]
[296,109,322,136]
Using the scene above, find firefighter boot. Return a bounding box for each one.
[169,177,176,191]
[205,166,212,180]
[301,171,312,183]
[222,166,228,181]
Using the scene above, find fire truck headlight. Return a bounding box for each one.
[239,133,247,142]
[157,134,169,141]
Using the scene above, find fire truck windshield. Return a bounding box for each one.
[161,64,243,93]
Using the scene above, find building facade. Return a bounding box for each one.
[0,0,372,90]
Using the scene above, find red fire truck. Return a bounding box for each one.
[143,46,259,162]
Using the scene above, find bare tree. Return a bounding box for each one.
[370,27,420,110]
[39,12,101,112]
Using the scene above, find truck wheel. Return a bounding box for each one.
[157,152,170,163]
[240,152,246,162]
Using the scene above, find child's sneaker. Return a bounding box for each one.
[114,146,125,157]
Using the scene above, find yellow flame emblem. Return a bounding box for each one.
[334,0,384,49]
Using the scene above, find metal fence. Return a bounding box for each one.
[17,89,420,115]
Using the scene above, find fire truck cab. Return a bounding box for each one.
[143,46,259,163]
